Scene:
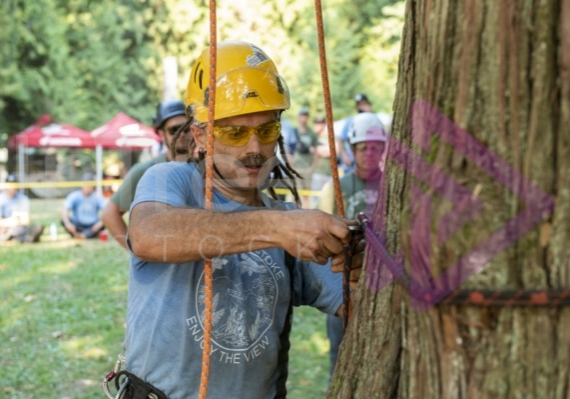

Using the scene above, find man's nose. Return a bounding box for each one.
[244,132,262,153]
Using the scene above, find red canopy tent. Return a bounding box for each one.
[7,121,95,150]
[90,113,161,194]
[90,112,159,149]
[6,115,96,197]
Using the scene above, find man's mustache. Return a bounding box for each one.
[239,154,267,167]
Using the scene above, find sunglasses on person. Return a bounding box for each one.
[211,121,282,147]
[166,124,190,135]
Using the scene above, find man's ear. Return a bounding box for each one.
[156,128,167,144]
[379,142,388,173]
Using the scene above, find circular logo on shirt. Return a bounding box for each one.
[195,250,282,352]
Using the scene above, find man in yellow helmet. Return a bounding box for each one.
[120,41,362,399]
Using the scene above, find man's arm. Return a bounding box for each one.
[103,159,156,249]
[61,206,76,234]
[0,211,29,228]
[129,202,351,265]
[101,201,128,249]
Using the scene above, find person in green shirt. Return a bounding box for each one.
[317,111,388,376]
[100,100,190,249]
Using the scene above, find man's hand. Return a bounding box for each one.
[277,210,352,265]
[91,221,104,233]
[65,222,77,234]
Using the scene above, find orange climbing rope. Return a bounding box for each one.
[313,0,352,327]
[197,1,217,398]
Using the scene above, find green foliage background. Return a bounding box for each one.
[0,0,404,141]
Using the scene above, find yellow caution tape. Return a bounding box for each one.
[0,181,323,197]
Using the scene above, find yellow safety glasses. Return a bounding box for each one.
[212,121,282,147]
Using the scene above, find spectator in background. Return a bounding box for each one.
[292,107,318,208]
[309,116,332,208]
[318,112,388,377]
[61,172,107,239]
[280,118,296,160]
[0,174,44,243]
[336,93,378,173]
[101,100,190,249]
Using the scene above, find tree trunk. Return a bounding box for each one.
[329,0,570,398]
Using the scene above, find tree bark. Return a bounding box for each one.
[329,0,570,398]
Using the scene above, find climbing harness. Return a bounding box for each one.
[102,355,167,399]
[102,355,126,399]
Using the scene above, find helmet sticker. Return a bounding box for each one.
[193,61,202,87]
[276,76,286,95]
[246,45,269,67]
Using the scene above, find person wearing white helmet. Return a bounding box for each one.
[118,41,364,399]
[317,111,388,377]
[336,93,378,173]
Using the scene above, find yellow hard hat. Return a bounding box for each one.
[185,41,290,124]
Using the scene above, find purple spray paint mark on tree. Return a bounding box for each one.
[365,100,555,310]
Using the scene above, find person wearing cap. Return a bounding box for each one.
[100,100,190,249]
[336,93,378,173]
[292,106,319,208]
[317,112,388,377]
[61,172,107,239]
[0,174,44,243]
[120,41,363,399]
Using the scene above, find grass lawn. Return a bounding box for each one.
[1,199,331,399]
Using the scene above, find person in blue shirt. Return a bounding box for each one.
[118,41,364,399]
[0,174,44,243]
[61,172,107,239]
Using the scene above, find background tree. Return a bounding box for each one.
[0,0,162,136]
[0,0,404,144]
[330,0,570,398]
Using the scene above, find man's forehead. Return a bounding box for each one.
[216,110,277,126]
[163,115,187,127]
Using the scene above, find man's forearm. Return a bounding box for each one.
[129,202,280,263]
[0,212,29,227]
[0,217,18,228]
[129,202,350,265]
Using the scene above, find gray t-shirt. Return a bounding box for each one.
[124,162,342,399]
